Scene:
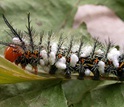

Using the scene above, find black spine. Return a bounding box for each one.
[26,13,34,52]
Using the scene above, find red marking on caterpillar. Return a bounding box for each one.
[4,46,22,62]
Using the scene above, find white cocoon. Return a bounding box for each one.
[95,49,104,55]
[55,57,66,69]
[55,62,66,69]
[112,57,119,68]
[13,37,21,44]
[70,54,79,67]
[58,57,66,63]
[40,59,45,66]
[49,52,56,65]
[80,53,86,57]
[51,43,58,54]
[107,48,121,67]
[98,61,105,74]
[85,69,91,76]
[40,50,48,64]
[80,46,93,57]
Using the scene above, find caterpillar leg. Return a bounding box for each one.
[65,68,71,79]
[49,65,57,74]
[77,65,85,80]
[32,66,38,74]
[21,64,26,70]
[117,68,124,81]
[78,71,85,80]
[92,69,100,80]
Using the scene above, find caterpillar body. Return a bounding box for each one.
[1,14,124,81]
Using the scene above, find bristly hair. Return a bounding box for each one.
[90,38,98,58]
[2,15,22,41]
[56,33,64,55]
[5,30,14,38]
[47,30,52,57]
[77,35,83,57]
[104,38,113,61]
[54,33,65,63]
[0,41,12,47]
[0,41,22,48]
[17,30,24,38]
[38,31,44,52]
[66,36,74,57]
[2,14,26,51]
[25,13,34,52]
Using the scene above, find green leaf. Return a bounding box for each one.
[71,82,124,107]
[63,80,120,107]
[0,56,55,84]
[62,80,101,106]
[0,81,68,107]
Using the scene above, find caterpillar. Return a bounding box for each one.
[1,13,124,81]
